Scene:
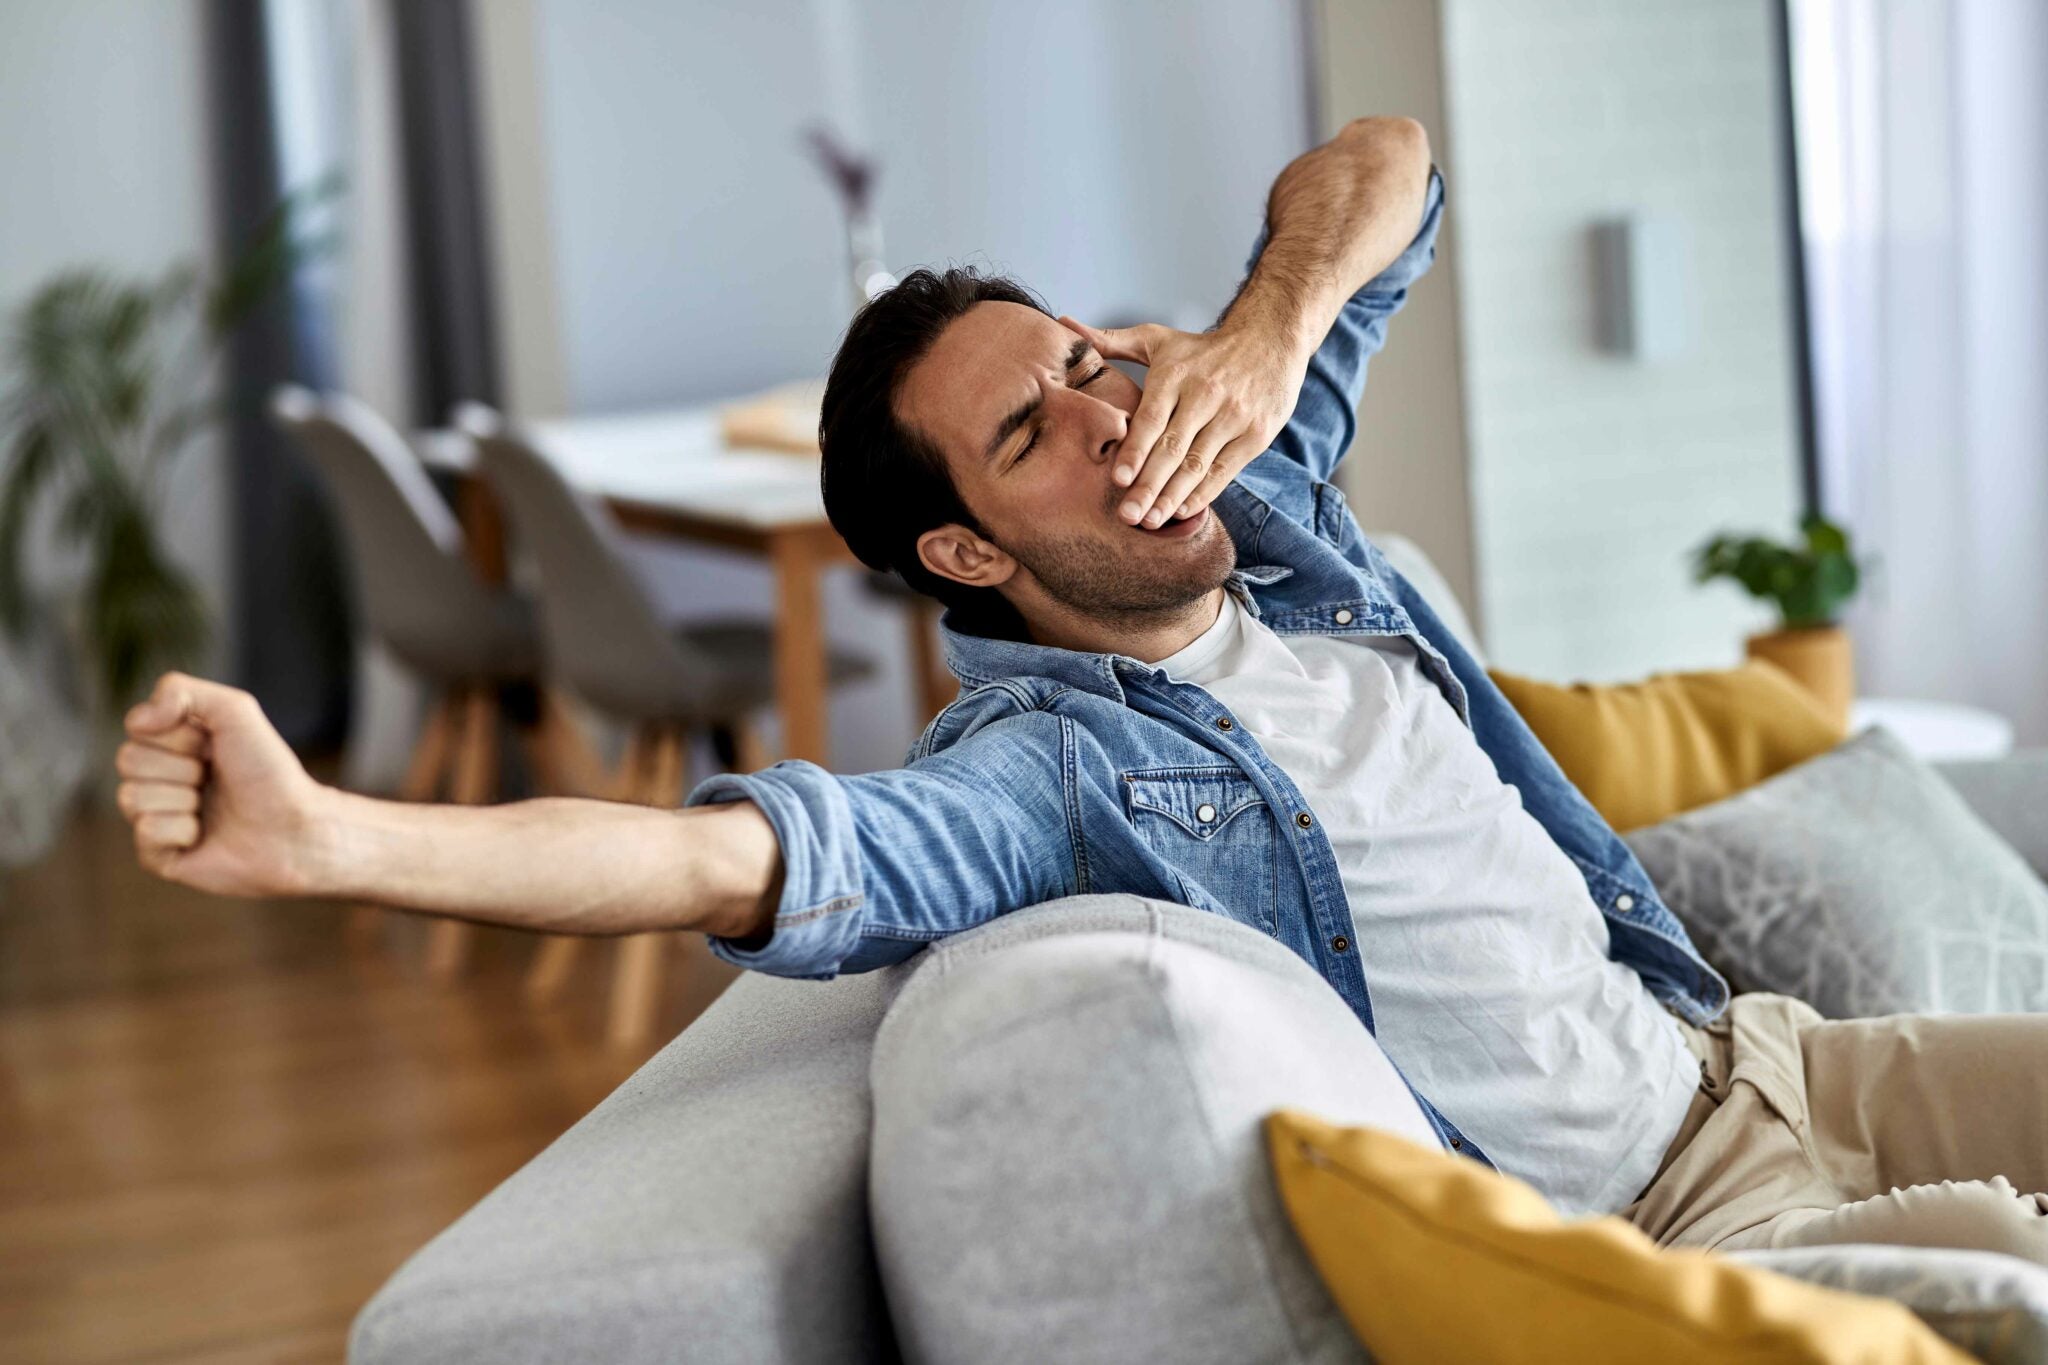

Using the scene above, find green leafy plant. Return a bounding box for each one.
[1692,514,1862,630]
[0,181,337,716]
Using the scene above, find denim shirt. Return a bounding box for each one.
[687,171,1729,1166]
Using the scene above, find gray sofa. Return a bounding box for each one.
[349,531,2048,1361]
[351,755,2048,1365]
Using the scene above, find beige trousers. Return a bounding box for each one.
[1623,993,2048,1267]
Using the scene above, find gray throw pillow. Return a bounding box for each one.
[1624,727,2048,1018]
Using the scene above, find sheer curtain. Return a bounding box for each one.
[1790,0,2048,743]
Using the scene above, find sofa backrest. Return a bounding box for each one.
[1365,529,1486,667]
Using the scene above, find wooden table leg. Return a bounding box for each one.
[769,529,830,765]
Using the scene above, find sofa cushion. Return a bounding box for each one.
[1625,727,2048,1018]
[1268,1110,1973,1365]
[868,894,1435,1365]
[349,965,911,1365]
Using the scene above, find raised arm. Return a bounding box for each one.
[1069,115,1437,526]
[116,672,781,941]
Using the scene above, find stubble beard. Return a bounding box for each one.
[1002,515,1238,627]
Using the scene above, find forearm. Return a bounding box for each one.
[307,788,783,940]
[1224,116,1434,356]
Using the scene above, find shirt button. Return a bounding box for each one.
[1615,893,1636,912]
[1215,716,1234,732]
[1295,811,1315,830]
[1331,935,1350,953]
[1195,803,1217,823]
[1449,1136,1463,1149]
[1333,608,1354,625]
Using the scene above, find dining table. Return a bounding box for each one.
[413,404,865,766]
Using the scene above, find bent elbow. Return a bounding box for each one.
[1340,115,1431,166]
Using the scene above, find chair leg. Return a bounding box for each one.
[348,694,456,947]
[524,688,609,798]
[426,686,498,982]
[607,723,688,1048]
[523,724,652,1006]
[641,721,686,807]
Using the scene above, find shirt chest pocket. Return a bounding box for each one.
[1122,768,1279,934]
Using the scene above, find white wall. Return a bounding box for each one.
[0,0,227,675]
[491,0,1313,772]
[1442,0,1802,680]
[526,0,1310,415]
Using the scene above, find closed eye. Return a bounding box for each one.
[1014,367,1108,465]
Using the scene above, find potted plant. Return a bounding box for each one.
[0,187,330,739]
[1692,514,1862,724]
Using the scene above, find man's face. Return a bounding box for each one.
[896,301,1235,620]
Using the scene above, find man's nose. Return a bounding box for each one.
[1088,403,1128,465]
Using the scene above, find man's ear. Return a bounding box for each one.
[917,523,1017,591]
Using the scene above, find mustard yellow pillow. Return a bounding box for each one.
[1266,1111,1971,1365]
[1490,660,1847,832]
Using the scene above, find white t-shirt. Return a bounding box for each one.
[1156,592,1696,1215]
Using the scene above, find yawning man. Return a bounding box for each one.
[117,117,2048,1262]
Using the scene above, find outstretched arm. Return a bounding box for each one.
[1068,115,1437,526]
[116,672,781,941]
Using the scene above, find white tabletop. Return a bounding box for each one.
[415,405,828,530]
[1850,697,2016,763]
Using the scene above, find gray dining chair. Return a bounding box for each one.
[269,387,602,982]
[454,403,876,1046]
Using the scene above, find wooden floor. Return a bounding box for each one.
[0,800,739,1364]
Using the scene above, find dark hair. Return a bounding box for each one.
[819,266,1044,627]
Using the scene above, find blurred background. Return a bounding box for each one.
[2,1,2043,1360]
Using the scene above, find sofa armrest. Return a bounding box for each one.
[1937,750,2048,880]
[349,967,909,1365]
[870,895,1421,1365]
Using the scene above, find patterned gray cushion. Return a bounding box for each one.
[1624,727,2048,1018]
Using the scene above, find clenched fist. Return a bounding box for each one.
[117,672,330,899]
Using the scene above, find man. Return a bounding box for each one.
[118,119,2048,1260]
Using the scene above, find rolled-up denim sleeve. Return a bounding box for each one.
[685,760,870,979]
[1256,167,1445,482]
[683,712,1088,979]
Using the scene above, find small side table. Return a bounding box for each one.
[1849,697,2016,763]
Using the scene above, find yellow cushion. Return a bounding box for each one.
[1266,1110,1973,1365]
[1489,661,1847,832]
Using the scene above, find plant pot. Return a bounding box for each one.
[1746,624,1854,729]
